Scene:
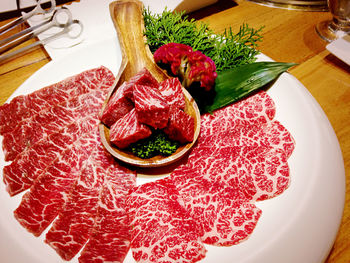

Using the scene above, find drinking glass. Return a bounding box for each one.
[316,0,350,42]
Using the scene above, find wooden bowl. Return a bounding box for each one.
[99,0,200,167]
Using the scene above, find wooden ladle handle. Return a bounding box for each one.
[109,0,168,85]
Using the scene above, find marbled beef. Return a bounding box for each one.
[134,84,170,129]
[127,67,159,91]
[100,82,134,127]
[2,89,107,161]
[200,91,276,140]
[171,165,262,246]
[14,131,101,236]
[100,67,159,127]
[109,108,152,149]
[44,142,110,260]
[3,114,99,196]
[0,66,114,135]
[184,120,293,201]
[46,144,136,261]
[126,178,206,263]
[163,107,194,144]
[159,78,186,110]
[79,164,136,263]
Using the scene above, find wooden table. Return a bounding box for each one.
[0,0,349,262]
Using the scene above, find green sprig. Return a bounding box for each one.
[143,8,264,72]
[129,130,179,159]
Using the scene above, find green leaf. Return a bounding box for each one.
[204,62,297,113]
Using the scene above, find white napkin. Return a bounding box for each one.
[326,34,350,66]
[26,0,217,60]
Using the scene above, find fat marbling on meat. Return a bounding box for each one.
[158,78,186,110]
[78,164,136,263]
[0,66,114,135]
[2,89,108,162]
[44,142,133,261]
[3,114,100,196]
[126,178,207,263]
[14,131,102,236]
[171,165,262,246]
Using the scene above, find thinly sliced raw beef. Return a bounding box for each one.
[14,131,101,236]
[200,91,276,139]
[2,89,107,161]
[78,164,136,263]
[126,178,206,263]
[3,114,99,196]
[260,120,295,158]
[184,121,293,201]
[45,142,132,261]
[0,66,114,135]
[171,166,262,246]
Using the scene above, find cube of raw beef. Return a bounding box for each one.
[164,107,194,144]
[100,82,134,127]
[134,84,170,129]
[128,67,159,90]
[110,109,152,149]
[159,78,186,110]
[100,68,159,127]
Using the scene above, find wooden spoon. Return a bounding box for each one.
[99,0,200,168]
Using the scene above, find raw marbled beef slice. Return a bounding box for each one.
[100,82,134,127]
[163,107,194,144]
[3,114,99,196]
[198,120,295,159]
[171,166,262,246]
[110,108,152,149]
[78,165,136,263]
[260,120,295,158]
[200,91,276,139]
[126,178,206,263]
[45,142,116,260]
[159,78,186,110]
[14,131,100,236]
[185,122,292,201]
[134,84,170,129]
[0,66,114,135]
[2,89,107,161]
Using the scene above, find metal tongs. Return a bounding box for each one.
[0,0,83,63]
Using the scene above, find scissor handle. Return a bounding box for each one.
[0,0,56,34]
[51,7,73,27]
[65,20,84,39]
[25,0,56,17]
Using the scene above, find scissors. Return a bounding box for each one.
[0,0,56,34]
[0,6,83,63]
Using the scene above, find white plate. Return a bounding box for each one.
[0,37,345,263]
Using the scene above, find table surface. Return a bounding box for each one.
[0,0,349,262]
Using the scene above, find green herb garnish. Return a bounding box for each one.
[144,8,296,114]
[129,130,179,159]
[143,8,264,72]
